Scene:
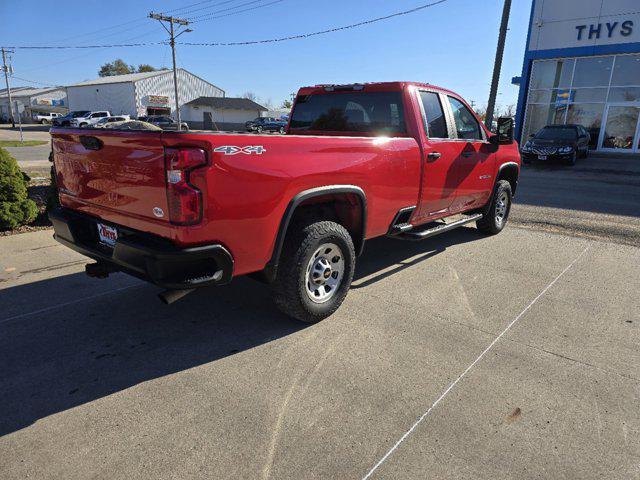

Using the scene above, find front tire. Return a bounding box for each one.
[477,179,512,235]
[582,146,589,158]
[256,126,263,133]
[272,221,355,323]
[567,151,577,166]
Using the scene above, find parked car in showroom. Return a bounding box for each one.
[137,115,189,131]
[70,111,111,128]
[245,117,276,132]
[33,112,62,124]
[93,115,131,128]
[520,124,590,166]
[255,119,288,134]
[52,111,91,127]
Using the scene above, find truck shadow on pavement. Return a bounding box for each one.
[0,227,481,437]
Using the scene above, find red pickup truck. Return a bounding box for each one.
[50,82,520,322]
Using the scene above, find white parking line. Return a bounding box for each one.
[361,245,591,480]
[0,284,142,326]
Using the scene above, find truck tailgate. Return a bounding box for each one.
[52,130,170,224]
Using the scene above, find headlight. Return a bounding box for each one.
[558,146,574,154]
[521,142,532,152]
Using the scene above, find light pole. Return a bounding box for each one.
[485,0,512,131]
[1,48,15,128]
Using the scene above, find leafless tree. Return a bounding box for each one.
[241,92,258,102]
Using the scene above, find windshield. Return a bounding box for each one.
[535,127,577,140]
[72,111,90,118]
[290,91,406,135]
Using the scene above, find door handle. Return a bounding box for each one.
[427,152,442,160]
[461,152,473,158]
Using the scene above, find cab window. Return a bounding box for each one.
[447,96,482,141]
[419,91,448,139]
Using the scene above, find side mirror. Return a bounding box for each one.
[496,117,515,144]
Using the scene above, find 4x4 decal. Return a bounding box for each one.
[214,145,267,155]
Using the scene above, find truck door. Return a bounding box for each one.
[412,90,461,223]
[443,95,495,212]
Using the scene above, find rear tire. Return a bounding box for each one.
[477,180,512,235]
[279,126,285,134]
[582,147,589,158]
[272,220,355,323]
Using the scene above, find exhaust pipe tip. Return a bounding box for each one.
[158,288,195,305]
[85,262,114,279]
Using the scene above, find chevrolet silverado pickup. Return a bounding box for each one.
[49,82,520,323]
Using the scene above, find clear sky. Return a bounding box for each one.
[0,0,532,111]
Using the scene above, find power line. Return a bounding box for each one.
[188,0,284,23]
[9,75,60,88]
[168,0,255,18]
[7,42,164,50]
[162,0,242,15]
[185,0,449,43]
[4,0,449,50]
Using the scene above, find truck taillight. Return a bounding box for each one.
[164,147,207,225]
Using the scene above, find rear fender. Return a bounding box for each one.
[261,185,366,283]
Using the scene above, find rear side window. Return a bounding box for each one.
[290,91,406,135]
[419,91,448,139]
[447,96,482,140]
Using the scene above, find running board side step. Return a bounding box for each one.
[395,213,483,241]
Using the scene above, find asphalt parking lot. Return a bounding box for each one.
[1,216,639,478]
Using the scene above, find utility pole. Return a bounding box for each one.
[485,0,512,131]
[149,13,192,131]
[1,48,15,128]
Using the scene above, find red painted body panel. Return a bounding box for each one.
[52,81,520,279]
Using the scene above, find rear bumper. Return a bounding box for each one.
[49,208,234,289]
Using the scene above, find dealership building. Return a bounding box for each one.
[515,0,640,154]
[66,69,224,119]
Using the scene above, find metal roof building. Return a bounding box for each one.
[182,97,267,130]
[66,69,224,118]
[0,86,67,122]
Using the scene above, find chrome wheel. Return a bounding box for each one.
[495,192,509,226]
[305,243,344,303]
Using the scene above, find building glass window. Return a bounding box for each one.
[523,54,640,150]
[523,104,567,138]
[608,87,640,103]
[572,57,613,87]
[529,59,574,89]
[611,54,640,86]
[566,104,604,148]
[528,90,552,103]
[572,88,607,103]
[602,106,640,149]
